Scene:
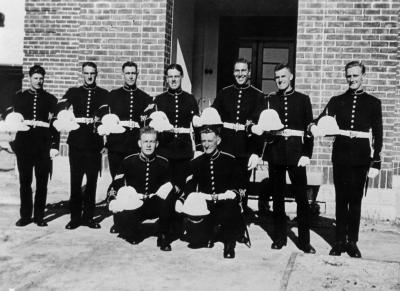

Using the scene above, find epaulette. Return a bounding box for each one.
[156,155,169,162]
[123,153,139,160]
[250,85,263,94]
[220,151,236,159]
[222,85,234,91]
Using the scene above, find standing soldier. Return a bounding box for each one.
[105,61,153,179]
[7,65,59,227]
[310,61,382,258]
[58,62,108,230]
[212,58,264,214]
[255,63,315,253]
[154,64,199,189]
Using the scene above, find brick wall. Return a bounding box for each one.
[296,0,399,188]
[23,0,173,97]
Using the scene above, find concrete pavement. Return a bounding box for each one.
[0,157,399,290]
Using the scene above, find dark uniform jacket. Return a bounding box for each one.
[106,86,153,153]
[314,89,382,169]
[212,83,264,158]
[59,85,108,151]
[154,88,199,160]
[184,150,241,198]
[8,89,59,156]
[111,153,170,195]
[263,89,314,166]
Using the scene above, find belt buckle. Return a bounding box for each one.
[212,194,218,203]
[86,118,90,124]
[349,131,356,138]
[234,123,240,132]
[282,129,288,136]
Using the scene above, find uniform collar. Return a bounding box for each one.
[27,89,42,95]
[139,152,156,163]
[233,83,250,90]
[167,88,183,95]
[123,85,137,92]
[83,83,97,90]
[206,149,220,161]
[278,87,294,96]
[348,88,364,96]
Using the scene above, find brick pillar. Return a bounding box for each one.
[23,0,174,97]
[296,0,399,188]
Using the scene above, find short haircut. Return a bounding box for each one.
[82,61,98,74]
[122,61,138,72]
[29,65,46,77]
[345,61,366,74]
[140,126,158,139]
[199,125,221,136]
[233,58,250,70]
[165,63,183,76]
[274,63,291,73]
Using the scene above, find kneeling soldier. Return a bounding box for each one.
[107,126,175,251]
[177,113,244,259]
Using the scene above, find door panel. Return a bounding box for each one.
[237,40,295,93]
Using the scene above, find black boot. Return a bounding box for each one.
[158,234,172,251]
[223,241,236,259]
[329,241,346,256]
[346,241,361,258]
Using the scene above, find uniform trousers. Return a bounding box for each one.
[205,200,243,243]
[333,164,369,242]
[16,151,51,221]
[269,163,310,245]
[113,193,176,238]
[69,146,101,223]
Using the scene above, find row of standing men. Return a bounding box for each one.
[5,59,382,259]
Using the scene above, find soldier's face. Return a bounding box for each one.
[83,65,97,86]
[138,133,158,156]
[233,62,250,85]
[123,66,138,86]
[30,73,44,91]
[274,68,293,91]
[166,68,182,90]
[201,132,221,154]
[346,66,364,91]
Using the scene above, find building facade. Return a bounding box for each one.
[19,0,400,214]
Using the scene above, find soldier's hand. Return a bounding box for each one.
[0,131,16,142]
[251,124,264,136]
[100,147,108,155]
[247,154,260,170]
[297,156,310,167]
[367,168,379,179]
[219,190,236,200]
[310,124,324,137]
[175,200,183,213]
[50,149,59,159]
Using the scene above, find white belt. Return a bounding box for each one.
[75,117,94,124]
[120,120,140,128]
[223,122,246,131]
[274,129,304,137]
[24,120,50,128]
[168,127,191,134]
[338,130,371,139]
